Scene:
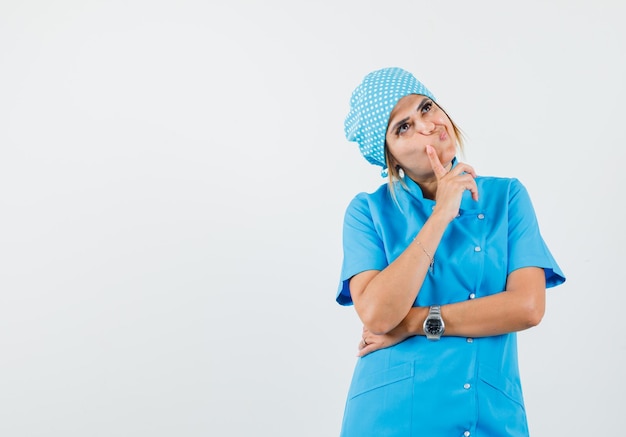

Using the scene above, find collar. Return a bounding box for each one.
[395,157,480,212]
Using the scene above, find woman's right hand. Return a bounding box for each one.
[426,145,479,222]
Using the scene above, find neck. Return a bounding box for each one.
[418,178,438,200]
[408,161,453,200]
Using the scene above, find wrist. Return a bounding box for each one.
[429,207,455,226]
[423,304,446,340]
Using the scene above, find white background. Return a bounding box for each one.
[1,1,624,436]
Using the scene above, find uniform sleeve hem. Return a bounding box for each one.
[336,265,386,306]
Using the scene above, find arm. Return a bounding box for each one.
[350,211,449,335]
[351,146,479,335]
[436,266,546,336]
[358,266,546,356]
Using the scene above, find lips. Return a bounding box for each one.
[439,131,447,141]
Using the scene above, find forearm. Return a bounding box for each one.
[444,289,545,337]
[404,294,541,338]
[353,212,449,334]
[403,268,546,338]
[358,286,544,357]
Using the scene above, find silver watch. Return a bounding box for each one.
[423,305,445,340]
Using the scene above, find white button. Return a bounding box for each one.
[474,246,481,252]
[464,431,471,437]
[469,293,476,299]
[456,213,461,218]
[467,338,473,343]
[464,383,471,389]
[477,213,485,219]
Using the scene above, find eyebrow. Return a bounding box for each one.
[415,97,430,113]
[389,117,410,134]
[388,97,431,133]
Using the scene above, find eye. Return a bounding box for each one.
[421,101,433,113]
[396,122,410,135]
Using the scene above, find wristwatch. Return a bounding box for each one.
[423,305,445,340]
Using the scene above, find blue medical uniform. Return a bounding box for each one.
[337,170,566,437]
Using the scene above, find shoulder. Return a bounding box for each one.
[476,175,527,196]
[345,183,391,213]
[476,175,522,187]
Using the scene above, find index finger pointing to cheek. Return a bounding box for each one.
[426,145,447,179]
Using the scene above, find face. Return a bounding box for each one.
[385,94,458,179]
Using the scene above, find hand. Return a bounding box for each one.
[358,324,412,357]
[426,145,479,222]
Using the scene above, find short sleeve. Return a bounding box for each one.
[336,194,389,306]
[507,179,566,288]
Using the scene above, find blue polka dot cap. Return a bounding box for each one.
[344,67,436,175]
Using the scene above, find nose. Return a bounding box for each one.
[416,119,436,135]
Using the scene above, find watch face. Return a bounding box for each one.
[425,318,443,335]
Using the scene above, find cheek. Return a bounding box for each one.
[390,138,425,158]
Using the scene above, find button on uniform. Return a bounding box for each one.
[469,216,483,346]
[467,294,476,342]
[473,213,484,257]
[464,431,471,437]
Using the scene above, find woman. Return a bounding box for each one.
[337,67,566,436]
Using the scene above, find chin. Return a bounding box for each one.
[440,148,457,166]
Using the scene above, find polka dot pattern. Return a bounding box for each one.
[344,67,435,174]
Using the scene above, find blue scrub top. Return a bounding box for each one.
[337,171,565,436]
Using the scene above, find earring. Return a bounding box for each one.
[397,167,405,179]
